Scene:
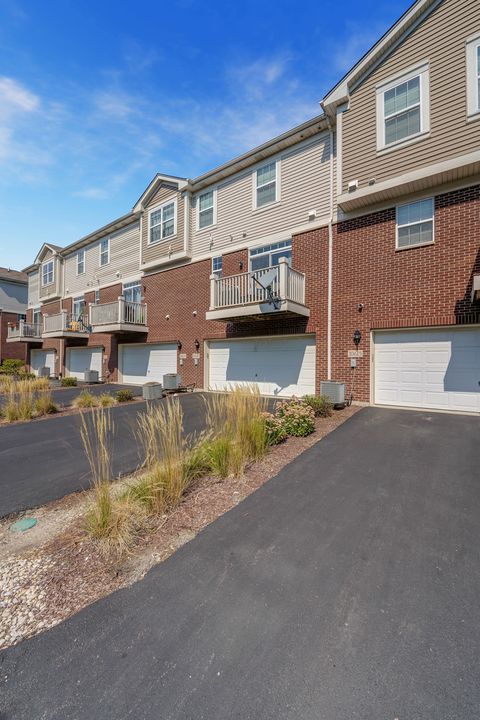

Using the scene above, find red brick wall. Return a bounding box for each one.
[328,184,480,402]
[0,312,28,365]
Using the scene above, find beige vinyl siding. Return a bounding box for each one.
[28,271,39,308]
[190,133,332,258]
[341,0,480,193]
[63,221,140,296]
[39,252,62,300]
[141,185,185,265]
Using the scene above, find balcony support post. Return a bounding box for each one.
[278,257,289,300]
[118,296,126,324]
[209,274,218,310]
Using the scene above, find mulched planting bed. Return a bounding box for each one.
[0,405,360,650]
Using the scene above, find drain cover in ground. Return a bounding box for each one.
[10,518,37,532]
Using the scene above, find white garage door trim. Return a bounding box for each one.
[31,349,56,377]
[119,343,178,385]
[206,335,316,398]
[373,326,480,413]
[65,346,103,381]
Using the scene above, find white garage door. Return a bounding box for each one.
[66,347,103,381]
[374,328,480,412]
[31,349,56,377]
[207,336,316,397]
[119,343,177,385]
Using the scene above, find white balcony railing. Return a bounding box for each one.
[89,298,147,328]
[7,321,42,340]
[43,312,89,335]
[209,257,306,312]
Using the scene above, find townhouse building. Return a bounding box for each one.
[0,267,28,365]
[21,0,480,413]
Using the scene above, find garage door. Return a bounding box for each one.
[66,347,103,381]
[31,349,56,377]
[207,336,316,397]
[374,328,480,412]
[119,343,177,385]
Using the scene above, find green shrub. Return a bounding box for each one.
[0,359,24,375]
[263,412,288,445]
[73,390,98,408]
[302,394,334,418]
[61,376,78,387]
[116,388,134,402]
[276,398,315,437]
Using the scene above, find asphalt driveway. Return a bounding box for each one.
[0,392,207,518]
[2,407,479,718]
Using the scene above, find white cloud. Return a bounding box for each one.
[73,187,109,200]
[0,76,39,118]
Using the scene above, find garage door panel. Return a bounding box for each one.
[208,336,316,398]
[66,348,102,381]
[375,328,480,412]
[120,343,177,385]
[31,350,56,377]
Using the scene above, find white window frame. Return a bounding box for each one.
[466,33,480,119]
[94,289,100,304]
[122,280,142,303]
[197,188,217,230]
[32,307,41,327]
[212,255,222,275]
[41,259,54,287]
[99,237,110,267]
[249,239,292,271]
[148,199,177,244]
[72,296,85,318]
[395,197,435,251]
[253,159,281,210]
[376,63,430,152]
[76,248,85,275]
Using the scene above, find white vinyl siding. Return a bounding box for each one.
[190,133,332,259]
[66,347,103,381]
[207,336,316,397]
[31,349,56,377]
[100,237,110,266]
[63,222,140,296]
[149,200,176,243]
[374,328,480,412]
[119,343,177,385]
[376,64,429,150]
[42,260,54,287]
[466,34,480,117]
[77,249,85,275]
[198,190,215,229]
[255,161,277,208]
[28,272,39,307]
[396,198,434,249]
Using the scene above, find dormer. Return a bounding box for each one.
[34,243,64,302]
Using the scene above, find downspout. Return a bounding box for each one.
[326,118,334,381]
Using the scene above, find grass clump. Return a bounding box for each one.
[98,393,117,407]
[73,390,98,408]
[61,376,77,387]
[34,392,58,415]
[116,388,134,402]
[302,394,333,418]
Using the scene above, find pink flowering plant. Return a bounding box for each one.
[275,397,315,437]
[262,412,288,445]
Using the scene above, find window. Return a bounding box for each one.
[72,296,85,319]
[149,201,176,243]
[212,256,222,275]
[198,190,215,229]
[255,161,278,208]
[396,198,434,249]
[466,35,480,117]
[377,64,429,149]
[123,281,142,304]
[94,289,100,304]
[42,260,54,287]
[17,313,26,322]
[100,237,109,266]
[33,308,41,328]
[77,249,85,275]
[249,240,291,271]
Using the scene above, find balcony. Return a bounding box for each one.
[6,321,43,343]
[206,258,309,322]
[42,311,90,339]
[89,297,148,334]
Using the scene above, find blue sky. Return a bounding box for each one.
[0,0,408,270]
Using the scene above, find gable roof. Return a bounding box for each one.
[321,0,442,112]
[33,243,64,266]
[133,174,188,212]
[0,266,28,284]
